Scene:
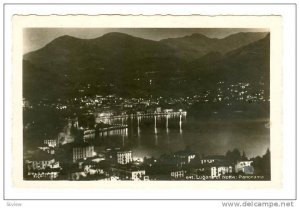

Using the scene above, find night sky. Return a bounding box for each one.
[23,28,269,54]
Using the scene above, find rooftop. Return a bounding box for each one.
[28,150,54,161]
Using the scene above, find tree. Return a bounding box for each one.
[226,148,241,163]
[251,148,271,180]
[241,150,248,160]
[262,148,270,179]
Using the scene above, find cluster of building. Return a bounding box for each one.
[23,80,268,115]
[24,115,147,180]
[25,145,61,180]
[191,81,268,105]
[24,138,149,181]
[23,97,261,181]
[140,149,255,180]
[24,131,256,180]
[169,153,254,180]
[68,147,148,181]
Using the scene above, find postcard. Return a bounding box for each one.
[11,14,282,189]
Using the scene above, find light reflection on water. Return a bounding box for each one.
[99,114,270,159]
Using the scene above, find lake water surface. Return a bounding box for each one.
[101,114,270,159]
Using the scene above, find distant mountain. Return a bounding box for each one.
[23,32,269,100]
[160,32,268,60]
[24,32,177,70]
[192,34,269,76]
[218,33,270,83]
[188,34,270,87]
[23,32,183,99]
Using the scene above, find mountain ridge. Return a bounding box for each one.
[23,32,270,100]
[160,32,268,60]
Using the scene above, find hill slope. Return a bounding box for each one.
[160,32,268,60]
[23,32,270,100]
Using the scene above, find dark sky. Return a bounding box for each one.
[23,28,269,54]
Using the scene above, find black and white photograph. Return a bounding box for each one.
[22,27,271,181]
[3,2,298,206]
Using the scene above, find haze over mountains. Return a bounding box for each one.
[23,32,269,101]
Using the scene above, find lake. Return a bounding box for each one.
[99,113,270,159]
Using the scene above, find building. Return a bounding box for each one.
[44,139,57,147]
[83,129,95,141]
[155,107,162,113]
[72,143,95,162]
[123,104,133,108]
[38,145,55,155]
[170,170,186,179]
[235,160,254,174]
[77,158,110,176]
[27,168,61,180]
[200,155,227,165]
[131,171,146,180]
[163,109,173,114]
[83,162,99,175]
[94,111,113,124]
[210,162,233,179]
[174,150,196,167]
[111,166,146,180]
[26,150,60,171]
[25,150,61,180]
[117,150,132,164]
